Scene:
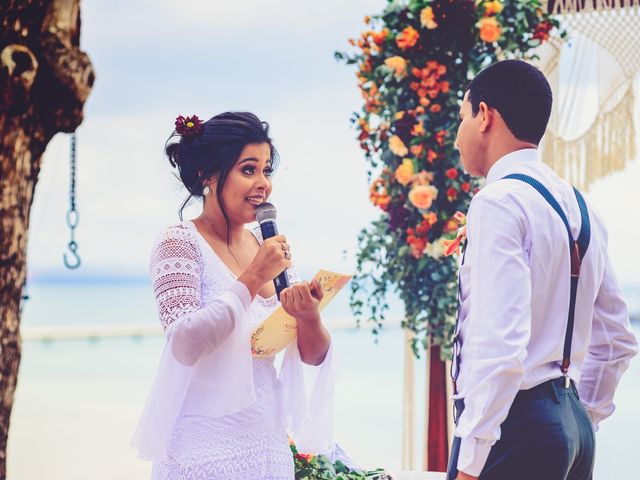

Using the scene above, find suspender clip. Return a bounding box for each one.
[561,358,571,388]
[570,242,581,278]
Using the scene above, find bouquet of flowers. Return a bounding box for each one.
[336,0,562,356]
[291,441,391,480]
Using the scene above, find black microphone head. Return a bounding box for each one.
[255,202,277,224]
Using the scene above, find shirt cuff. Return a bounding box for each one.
[457,437,494,477]
[228,280,252,311]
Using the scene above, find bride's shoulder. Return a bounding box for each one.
[152,221,200,253]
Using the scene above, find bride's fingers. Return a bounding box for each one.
[309,280,324,301]
[293,283,306,305]
[280,287,292,308]
[300,282,314,304]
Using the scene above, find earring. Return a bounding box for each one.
[203,185,211,196]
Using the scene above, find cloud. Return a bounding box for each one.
[27,0,640,290]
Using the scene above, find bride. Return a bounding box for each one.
[132,111,337,479]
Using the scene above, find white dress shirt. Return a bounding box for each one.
[454,148,638,476]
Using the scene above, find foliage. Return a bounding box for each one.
[336,0,561,357]
[291,442,391,480]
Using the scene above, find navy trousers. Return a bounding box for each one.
[446,378,595,480]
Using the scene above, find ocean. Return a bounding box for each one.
[6,279,640,479]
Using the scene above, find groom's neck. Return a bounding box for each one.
[481,134,538,177]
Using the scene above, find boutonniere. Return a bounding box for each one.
[442,211,467,257]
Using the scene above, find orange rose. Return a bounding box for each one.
[411,121,425,137]
[484,1,504,16]
[395,159,414,186]
[443,219,459,233]
[396,26,420,50]
[370,177,391,211]
[409,185,438,210]
[371,28,389,46]
[420,7,438,29]
[410,144,424,157]
[389,135,409,156]
[423,212,438,225]
[478,17,502,43]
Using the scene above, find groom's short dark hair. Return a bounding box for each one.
[467,59,552,145]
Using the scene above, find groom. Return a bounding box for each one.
[446,59,638,480]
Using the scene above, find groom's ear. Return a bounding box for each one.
[477,101,494,134]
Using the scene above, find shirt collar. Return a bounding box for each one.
[485,148,541,185]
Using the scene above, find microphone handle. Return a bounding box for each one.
[258,220,290,298]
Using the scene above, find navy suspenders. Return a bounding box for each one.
[451,174,591,398]
[503,174,591,387]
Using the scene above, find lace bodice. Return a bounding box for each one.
[142,222,303,479]
[133,220,337,478]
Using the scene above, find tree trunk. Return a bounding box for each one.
[0,1,93,476]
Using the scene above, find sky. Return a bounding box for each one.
[26,0,640,289]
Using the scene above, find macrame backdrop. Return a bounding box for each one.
[536,1,640,189]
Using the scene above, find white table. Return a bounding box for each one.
[390,471,446,480]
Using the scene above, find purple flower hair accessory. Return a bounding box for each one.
[175,114,203,136]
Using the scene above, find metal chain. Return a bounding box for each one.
[64,133,81,269]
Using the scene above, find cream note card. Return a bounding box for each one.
[250,269,352,357]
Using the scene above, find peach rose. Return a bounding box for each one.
[389,135,409,156]
[395,159,414,186]
[384,56,408,78]
[478,17,502,43]
[409,185,438,210]
[420,7,438,29]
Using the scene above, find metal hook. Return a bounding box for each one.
[63,240,81,269]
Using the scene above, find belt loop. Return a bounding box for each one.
[549,379,561,404]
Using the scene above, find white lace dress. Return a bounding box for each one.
[132,221,337,480]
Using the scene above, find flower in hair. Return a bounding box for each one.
[175,115,203,136]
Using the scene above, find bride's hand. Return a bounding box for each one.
[238,235,291,298]
[280,280,324,324]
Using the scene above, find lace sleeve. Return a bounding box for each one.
[150,225,202,330]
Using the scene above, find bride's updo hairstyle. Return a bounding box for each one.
[165,111,279,235]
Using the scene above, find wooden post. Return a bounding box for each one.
[402,329,415,470]
[424,344,449,472]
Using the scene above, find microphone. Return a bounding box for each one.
[255,202,290,298]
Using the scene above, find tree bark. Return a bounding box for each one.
[0,1,93,476]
